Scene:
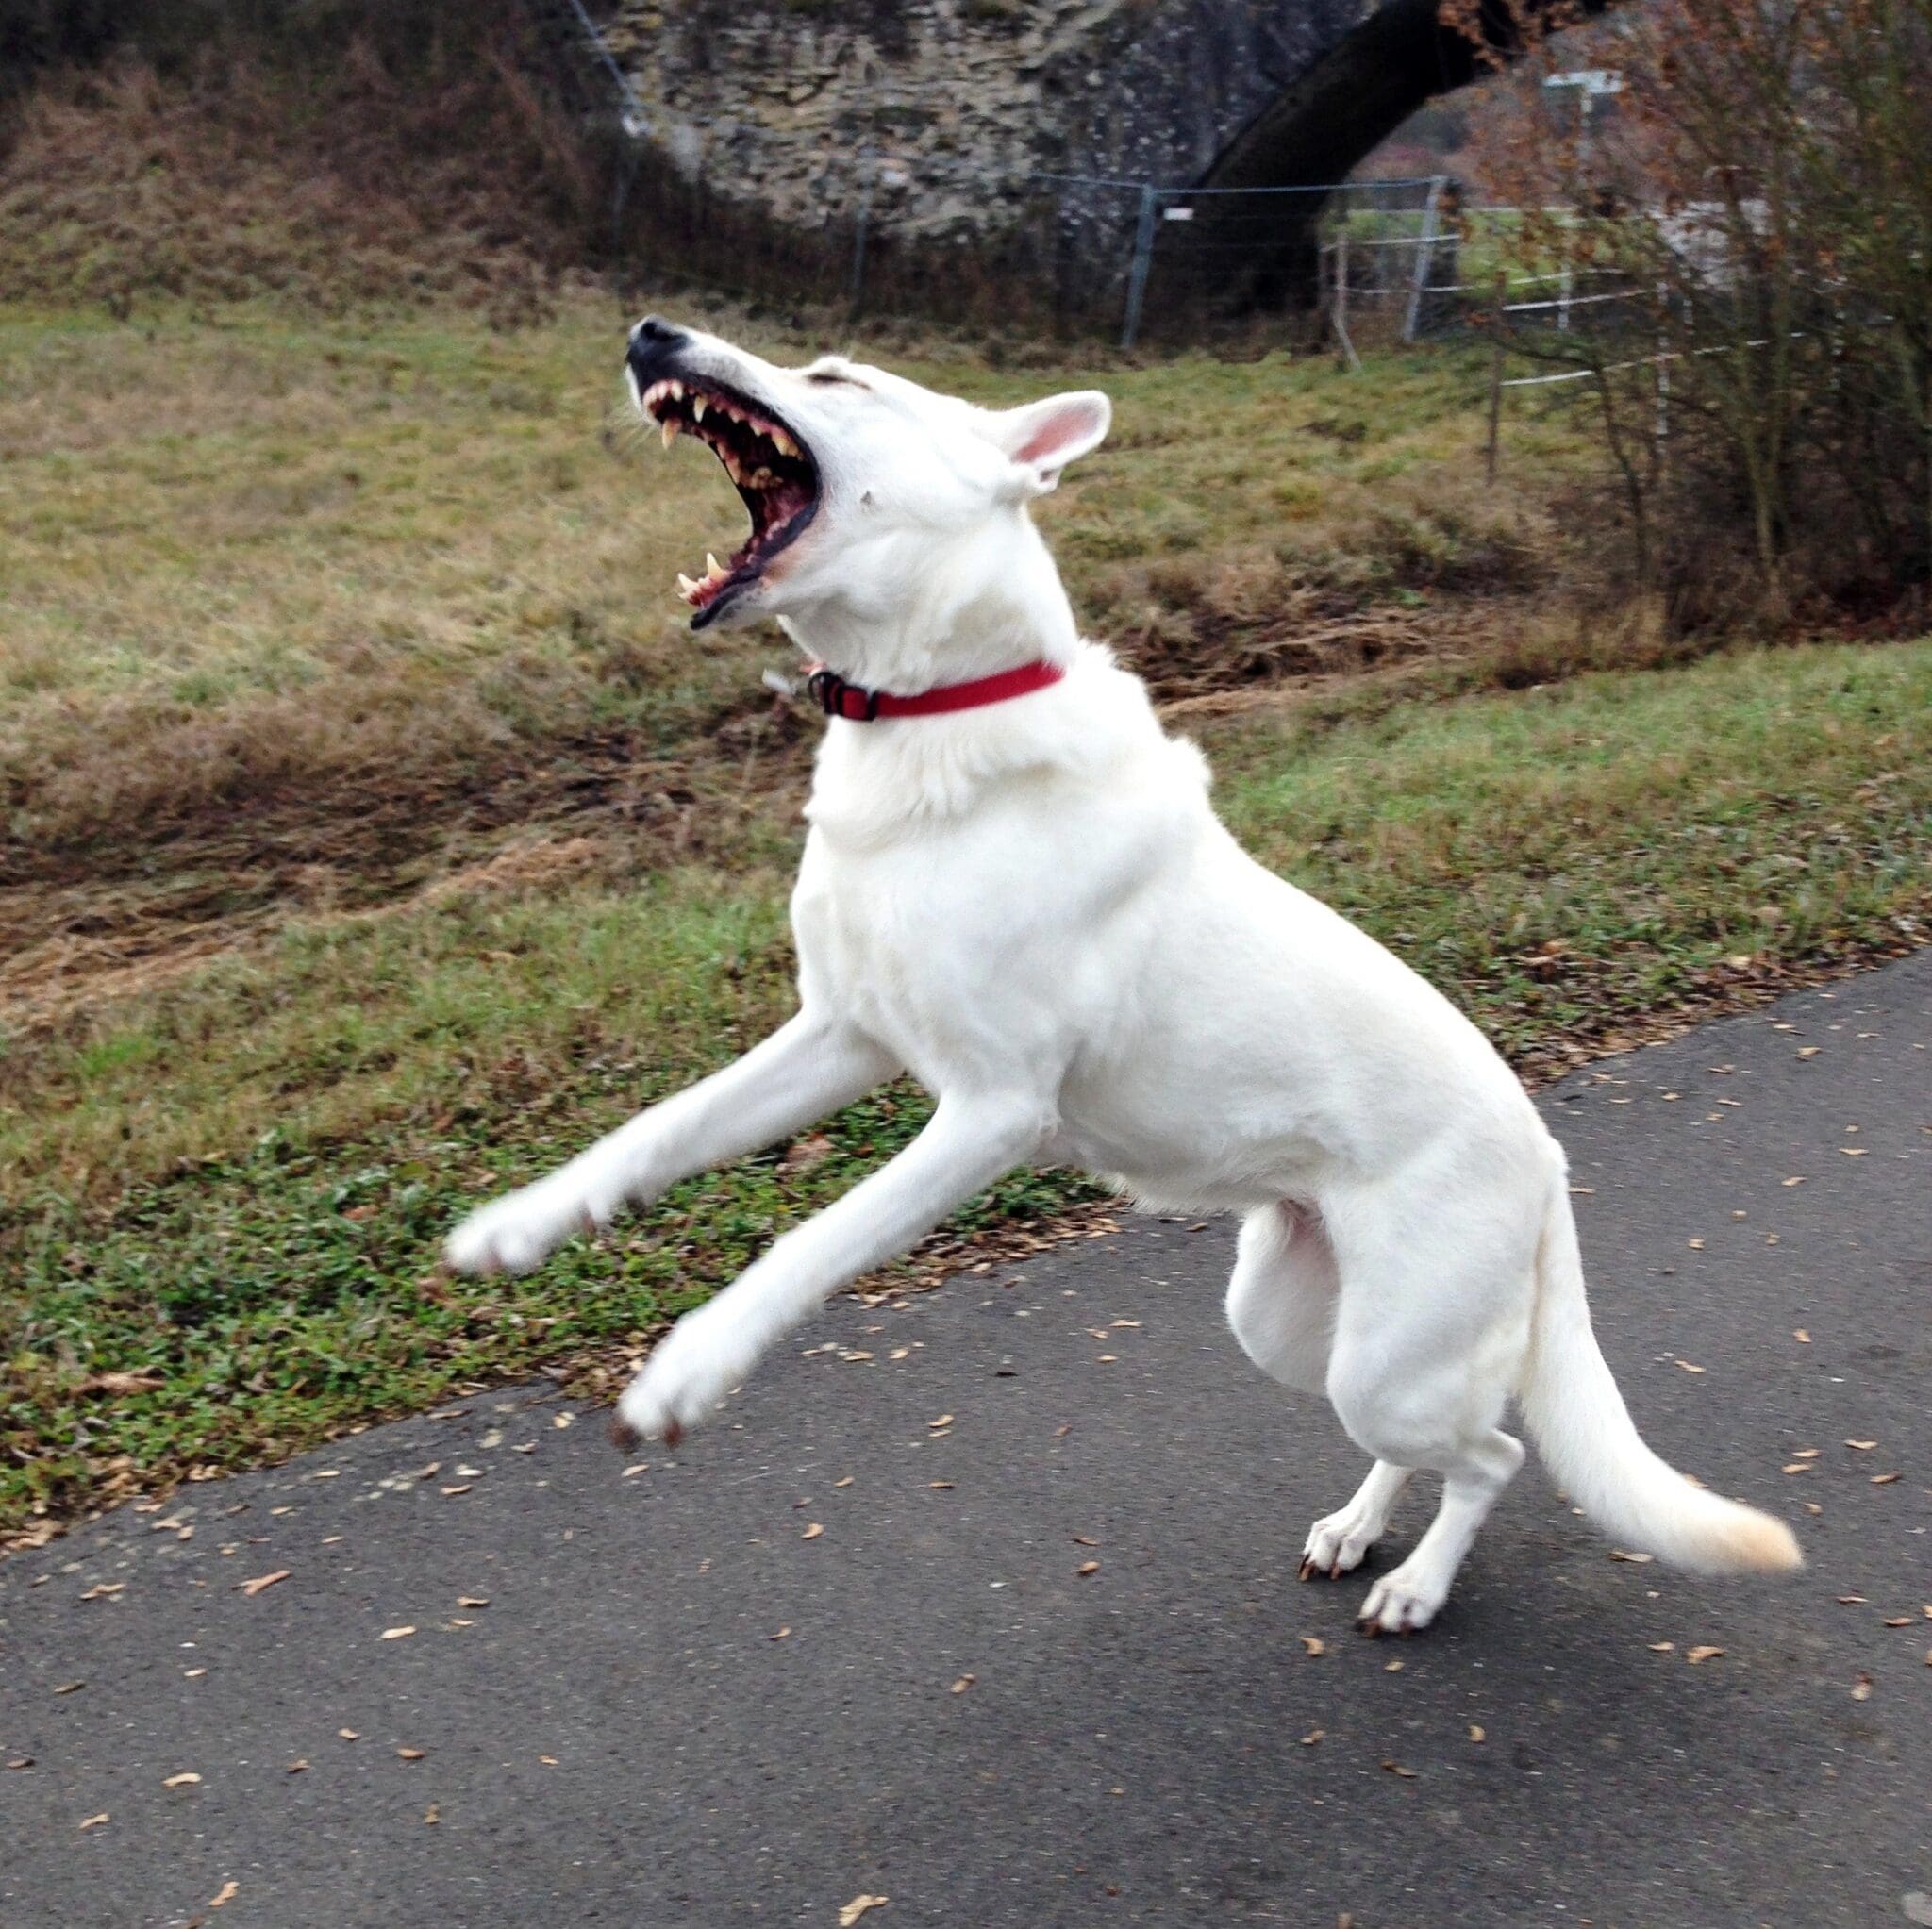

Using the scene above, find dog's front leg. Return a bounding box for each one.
[445,1012,898,1277]
[613,1090,1052,1445]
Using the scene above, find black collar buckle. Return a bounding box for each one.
[805,667,881,721]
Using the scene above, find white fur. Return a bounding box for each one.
[448,324,1800,1628]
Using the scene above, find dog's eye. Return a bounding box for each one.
[806,370,862,388]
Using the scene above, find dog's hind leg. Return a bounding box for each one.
[1317,1171,1538,1634]
[1227,1206,1415,1581]
[1224,1201,1338,1397]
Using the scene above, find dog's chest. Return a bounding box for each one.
[789,783,1180,1087]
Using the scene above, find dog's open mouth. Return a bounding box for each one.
[636,376,818,629]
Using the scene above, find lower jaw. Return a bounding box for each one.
[690,575,758,631]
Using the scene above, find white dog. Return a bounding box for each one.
[446,317,1800,1631]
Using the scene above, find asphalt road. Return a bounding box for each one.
[4,956,1928,1929]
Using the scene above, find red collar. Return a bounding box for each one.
[803,659,1065,722]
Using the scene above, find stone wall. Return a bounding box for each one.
[601,0,1364,258]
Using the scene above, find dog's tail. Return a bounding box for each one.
[1516,1155,1802,1575]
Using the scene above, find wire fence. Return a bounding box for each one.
[543,0,1661,352]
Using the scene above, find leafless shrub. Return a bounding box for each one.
[1453,0,1932,630]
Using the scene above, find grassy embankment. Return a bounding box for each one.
[4,299,1927,1540]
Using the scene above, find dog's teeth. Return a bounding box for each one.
[676,572,701,598]
[666,379,686,399]
[706,554,726,580]
[661,418,679,448]
[770,427,797,457]
[691,395,707,421]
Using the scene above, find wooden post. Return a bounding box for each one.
[1333,218,1361,373]
[1485,269,1507,484]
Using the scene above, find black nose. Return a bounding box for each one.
[626,315,689,380]
[630,314,684,348]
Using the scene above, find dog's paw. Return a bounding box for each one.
[613,1306,751,1447]
[444,1178,606,1278]
[1299,1502,1386,1582]
[1357,1557,1451,1636]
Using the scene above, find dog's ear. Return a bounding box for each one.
[983,391,1111,497]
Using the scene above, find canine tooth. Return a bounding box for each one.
[691,395,707,421]
[661,418,679,448]
[676,572,701,598]
[667,379,685,398]
[706,554,726,579]
[771,428,797,457]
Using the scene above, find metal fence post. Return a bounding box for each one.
[1120,184,1159,350]
[847,148,875,321]
[1402,175,1446,343]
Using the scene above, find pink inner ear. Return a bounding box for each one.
[1012,404,1091,468]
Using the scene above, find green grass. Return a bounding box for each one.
[5,637,1927,1536]
[0,300,1570,855]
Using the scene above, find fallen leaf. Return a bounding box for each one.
[1840,1147,1868,1157]
[553,1413,573,1430]
[78,1583,125,1602]
[1687,1239,1705,1251]
[1467,1724,1486,1742]
[1846,1439,1877,1451]
[1300,1635,1325,1655]
[1793,1329,1810,1342]
[1851,1672,1873,1701]
[397,1747,425,1761]
[1076,1560,1100,1577]
[339,1728,359,1741]
[771,1626,791,1641]
[458,1596,490,1609]
[1071,1534,1099,1547]
[162,1772,202,1788]
[1782,1175,1805,1187]
[1686,1645,1724,1664]
[77,1371,164,1395]
[1883,1617,1911,1628]
[1797,1046,1820,1058]
[1649,1641,1676,1652]
[929,1414,954,1430]
[951,1674,974,1694]
[1782,1464,1812,1475]
[286,1760,308,1774]
[1380,1759,1417,1778]
[5,1756,32,1770]
[839,1896,889,1927]
[927,1481,954,1490]
[78,1813,108,1831]
[423,1804,441,1824]
[440,1485,472,1497]
[238,1570,290,1597]
[540,1754,559,1766]
[802,1522,824,1540]
[1383,1658,1404,1672]
[1300,1727,1324,1745]
[1675,1360,1707,1374]
[53,1681,85,1696]
[1838,1594,1868,1605]
[208,1880,239,1910]
[1871,1472,1902,1486]
[1792,1448,1820,1458]
[381,1625,417,1640]
[834,1476,855,1488]
[1609,1550,1656,1564]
